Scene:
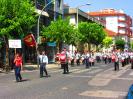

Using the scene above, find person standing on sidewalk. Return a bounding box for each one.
[60,48,70,74]
[14,53,23,82]
[38,51,50,78]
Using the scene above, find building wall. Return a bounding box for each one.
[69,15,76,25]
[89,9,133,50]
[106,16,118,33]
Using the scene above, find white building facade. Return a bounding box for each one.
[89,9,133,50]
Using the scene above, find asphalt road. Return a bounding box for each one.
[0,62,133,99]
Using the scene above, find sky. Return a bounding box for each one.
[64,0,133,18]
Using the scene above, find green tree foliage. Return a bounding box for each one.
[130,42,133,50]
[88,23,106,46]
[41,17,77,50]
[78,22,90,43]
[0,0,36,71]
[0,0,36,39]
[78,22,106,46]
[115,38,125,50]
[102,37,113,48]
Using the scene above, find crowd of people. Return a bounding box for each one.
[12,48,133,82]
[56,49,133,72]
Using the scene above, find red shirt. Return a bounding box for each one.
[14,56,22,67]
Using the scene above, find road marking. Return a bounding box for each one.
[0,73,6,76]
[115,77,133,81]
[86,69,103,74]
[73,69,90,73]
[70,69,81,73]
[50,68,91,74]
[90,67,99,69]
[50,69,62,73]
[79,90,127,98]
[66,75,93,78]
[88,65,130,87]
[129,72,133,75]
[88,78,111,86]
[62,87,68,90]
[50,68,80,73]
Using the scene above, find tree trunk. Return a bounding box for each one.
[4,36,10,72]
[59,41,63,53]
[88,43,91,52]
[5,44,10,72]
[96,45,98,51]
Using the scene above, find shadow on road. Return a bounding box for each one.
[23,67,38,71]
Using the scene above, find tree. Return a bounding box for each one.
[0,0,36,71]
[0,0,36,38]
[102,37,113,48]
[130,42,133,50]
[78,22,90,43]
[88,23,106,46]
[115,38,125,50]
[41,17,77,52]
[78,22,106,51]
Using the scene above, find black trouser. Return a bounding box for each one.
[40,63,48,77]
[114,62,119,71]
[92,62,94,66]
[108,58,111,63]
[76,59,80,66]
[85,58,89,68]
[104,58,107,64]
[71,59,74,66]
[96,56,100,63]
[62,63,69,74]
[131,61,133,69]
[121,61,125,67]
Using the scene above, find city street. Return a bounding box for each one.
[0,62,133,99]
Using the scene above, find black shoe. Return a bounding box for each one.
[63,72,67,74]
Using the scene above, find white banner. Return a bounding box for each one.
[8,39,22,48]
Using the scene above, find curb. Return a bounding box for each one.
[23,63,60,69]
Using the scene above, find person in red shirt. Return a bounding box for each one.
[14,53,23,82]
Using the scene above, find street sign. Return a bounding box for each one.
[8,39,22,48]
[47,42,56,46]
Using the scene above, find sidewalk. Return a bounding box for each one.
[0,63,60,74]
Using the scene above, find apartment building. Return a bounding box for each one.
[88,9,132,50]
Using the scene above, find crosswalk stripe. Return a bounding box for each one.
[91,67,99,69]
[129,72,133,75]
[70,69,80,72]
[50,69,62,73]
[86,69,103,74]
[73,69,90,73]
[49,68,89,74]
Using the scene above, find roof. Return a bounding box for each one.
[88,9,125,16]
[104,28,117,37]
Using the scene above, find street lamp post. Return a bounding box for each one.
[76,3,91,28]
[36,0,55,67]
[37,0,55,46]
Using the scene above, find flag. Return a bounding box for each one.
[23,34,36,47]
